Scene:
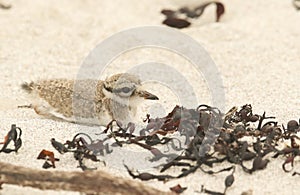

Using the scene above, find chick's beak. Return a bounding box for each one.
[138,90,159,100]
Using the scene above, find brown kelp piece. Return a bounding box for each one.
[0,124,22,153]
[37,149,59,168]
[62,133,102,170]
[224,166,235,194]
[170,184,187,194]
[124,164,175,181]
[161,1,225,28]
[179,1,225,22]
[162,17,191,29]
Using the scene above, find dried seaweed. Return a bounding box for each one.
[37,149,59,168]
[161,1,225,28]
[170,184,187,194]
[0,124,22,153]
[28,103,300,193]
[98,104,298,193]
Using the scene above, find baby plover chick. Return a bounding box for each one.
[21,73,159,126]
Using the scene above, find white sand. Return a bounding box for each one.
[0,0,299,194]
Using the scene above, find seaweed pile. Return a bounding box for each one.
[2,104,299,194]
[42,104,299,194]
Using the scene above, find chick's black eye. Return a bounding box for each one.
[121,87,131,93]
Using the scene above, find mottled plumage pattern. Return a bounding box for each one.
[21,73,158,125]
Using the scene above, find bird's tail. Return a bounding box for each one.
[21,82,34,93]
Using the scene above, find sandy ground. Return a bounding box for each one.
[0,0,299,194]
